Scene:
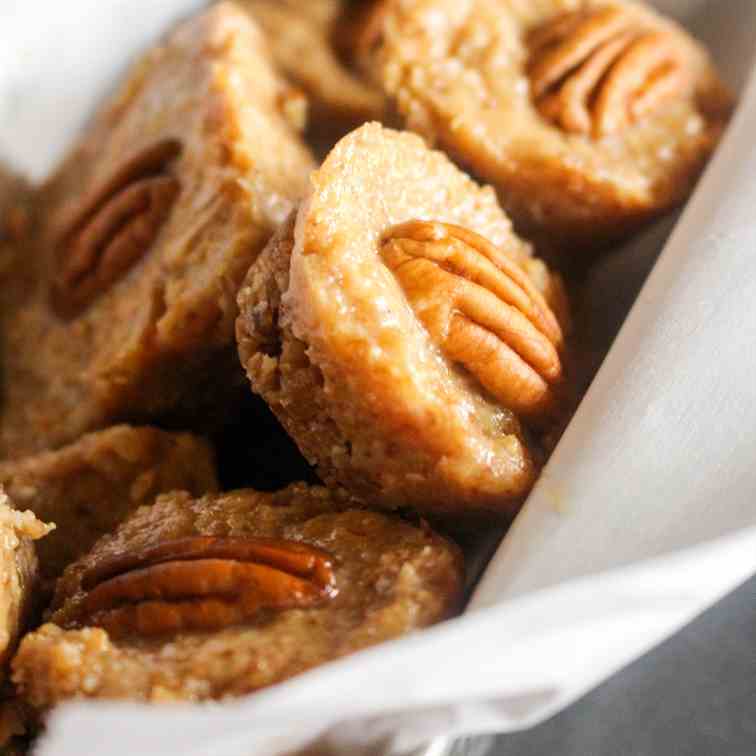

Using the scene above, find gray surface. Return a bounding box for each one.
[485,574,756,756]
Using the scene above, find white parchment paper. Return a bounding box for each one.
[3,2,756,754]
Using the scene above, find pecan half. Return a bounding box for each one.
[67,536,337,638]
[528,6,691,137]
[50,139,182,318]
[381,221,563,421]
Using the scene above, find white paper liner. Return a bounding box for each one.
[2,2,756,754]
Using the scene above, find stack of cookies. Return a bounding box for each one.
[0,1,731,750]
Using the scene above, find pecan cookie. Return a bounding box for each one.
[0,489,52,674]
[0,426,218,584]
[236,0,386,135]
[0,693,29,752]
[237,124,570,516]
[370,0,733,252]
[0,3,315,458]
[12,484,462,705]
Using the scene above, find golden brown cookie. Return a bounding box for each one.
[370,0,733,253]
[12,484,462,706]
[0,3,315,459]
[0,426,218,584]
[0,693,29,751]
[236,0,386,135]
[0,489,52,675]
[237,123,570,517]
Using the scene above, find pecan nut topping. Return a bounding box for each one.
[528,6,691,138]
[381,221,564,421]
[68,536,337,638]
[50,139,182,318]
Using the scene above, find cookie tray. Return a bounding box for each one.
[3,1,756,754]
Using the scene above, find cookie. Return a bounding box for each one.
[0,490,52,674]
[0,166,35,318]
[0,3,315,458]
[0,426,218,583]
[370,0,732,253]
[12,484,462,705]
[236,0,386,135]
[237,123,570,516]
